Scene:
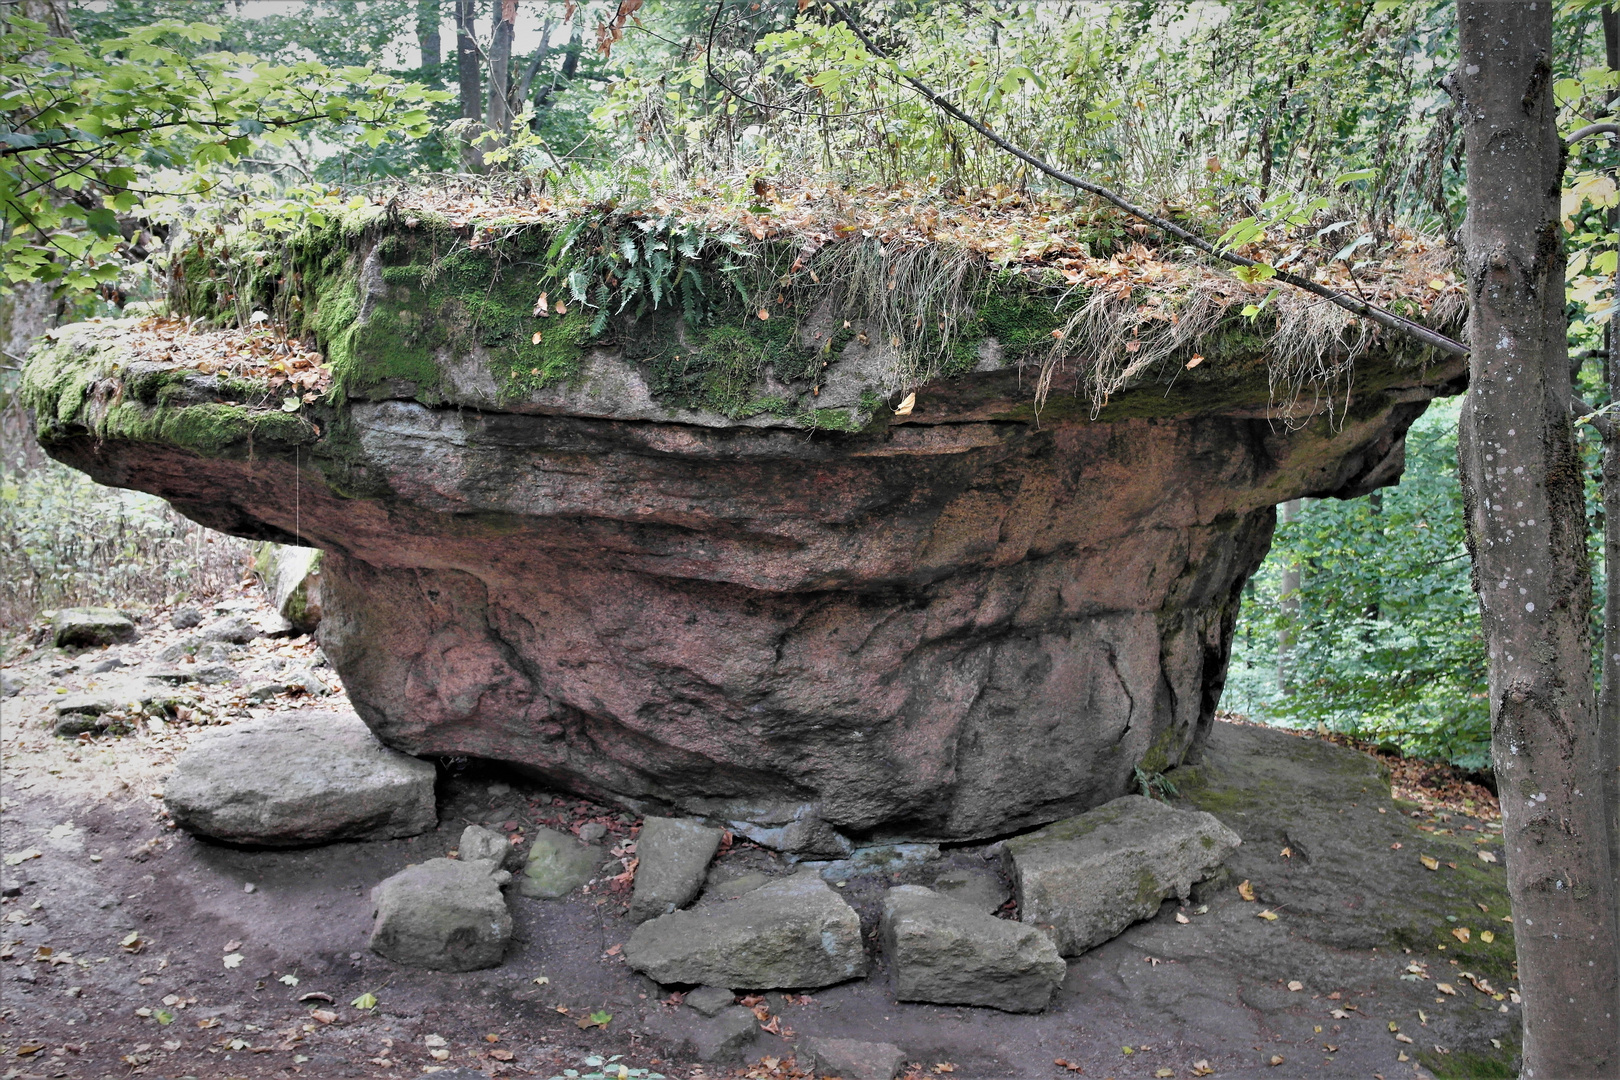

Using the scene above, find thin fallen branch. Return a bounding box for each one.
[825,2,1469,360]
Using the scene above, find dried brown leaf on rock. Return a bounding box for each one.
[1238,880,1256,901]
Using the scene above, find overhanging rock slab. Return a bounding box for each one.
[26,196,1465,854]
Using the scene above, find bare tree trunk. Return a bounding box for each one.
[1276,498,1301,693]
[415,0,441,73]
[484,0,516,151]
[1603,1,1620,981]
[455,0,483,171]
[1457,4,1620,1075]
[18,0,73,37]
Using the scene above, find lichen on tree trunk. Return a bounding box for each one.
[1456,4,1620,1073]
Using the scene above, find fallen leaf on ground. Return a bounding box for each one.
[1257,909,1279,921]
[533,976,550,986]
[3,848,42,866]
[351,992,377,1010]
[1478,851,1498,863]
[1238,880,1256,901]
[894,392,916,417]
[1269,1054,1285,1066]
[1420,855,1440,870]
[1287,980,1303,991]
[424,1035,447,1048]
[1175,912,1190,924]
[1053,1059,1083,1073]
[278,974,299,987]
[1436,983,1456,996]
[490,1048,514,1061]
[222,940,243,952]
[309,1009,337,1025]
[222,953,243,969]
[1396,1034,1414,1044]
[933,1065,955,1074]
[1155,1070,1174,1078]
[1480,930,1496,944]
[1451,927,1470,943]
[1192,1062,1214,1077]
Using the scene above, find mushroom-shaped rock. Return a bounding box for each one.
[628,816,724,923]
[368,857,512,971]
[162,710,437,845]
[1005,794,1241,955]
[625,869,866,989]
[25,198,1466,856]
[882,884,1065,1012]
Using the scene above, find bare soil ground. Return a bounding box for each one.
[1,590,1518,1080]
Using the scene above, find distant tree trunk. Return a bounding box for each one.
[1456,4,1620,1075]
[18,0,72,37]
[415,0,441,73]
[484,0,516,148]
[1276,498,1302,693]
[455,0,483,171]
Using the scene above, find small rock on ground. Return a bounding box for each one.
[683,985,735,1017]
[368,857,512,971]
[629,816,723,923]
[52,607,136,648]
[201,614,258,645]
[625,868,866,989]
[882,885,1065,1013]
[797,1036,907,1080]
[170,605,204,629]
[1005,794,1241,956]
[518,828,602,898]
[459,824,519,870]
[647,1005,759,1064]
[162,709,437,845]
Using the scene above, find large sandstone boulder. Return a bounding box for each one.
[882,884,1065,1012]
[24,199,1464,853]
[624,869,866,989]
[1004,794,1241,955]
[163,710,437,845]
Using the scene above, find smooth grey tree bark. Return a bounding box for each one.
[1456,4,1620,1075]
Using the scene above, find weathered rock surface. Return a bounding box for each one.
[1005,794,1241,956]
[624,869,866,989]
[170,605,204,630]
[683,985,735,1016]
[797,1037,907,1080]
[881,885,1065,1012]
[628,816,723,923]
[259,543,324,633]
[52,607,135,648]
[517,827,602,898]
[928,867,1008,913]
[162,709,438,845]
[459,824,518,870]
[54,677,182,716]
[26,219,1467,853]
[368,857,512,971]
[646,1005,760,1063]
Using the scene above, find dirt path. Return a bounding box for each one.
[1,595,1517,1080]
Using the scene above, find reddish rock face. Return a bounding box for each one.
[37,341,1457,853]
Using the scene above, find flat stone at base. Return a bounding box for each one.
[368,858,512,971]
[625,869,866,990]
[459,824,518,870]
[162,710,437,846]
[882,885,1065,1013]
[684,985,735,1017]
[518,828,602,898]
[646,1005,759,1064]
[797,1036,906,1080]
[629,816,723,923]
[53,607,136,648]
[1005,794,1241,956]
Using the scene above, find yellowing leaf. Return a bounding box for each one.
[1436,983,1457,995]
[351,992,378,1010]
[894,392,916,417]
[1420,854,1440,871]
[1238,880,1256,901]
[531,331,544,345]
[1257,909,1279,921]
[1480,930,1496,944]
[1451,927,1471,943]
[1192,1062,1214,1077]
